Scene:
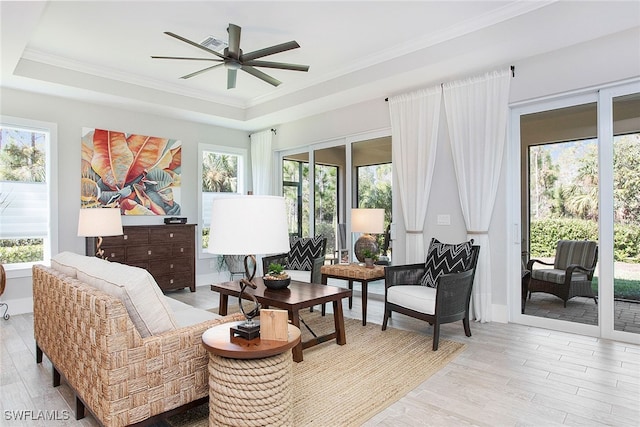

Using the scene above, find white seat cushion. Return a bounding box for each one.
[284,269,311,283]
[165,297,221,328]
[77,261,178,337]
[387,285,436,315]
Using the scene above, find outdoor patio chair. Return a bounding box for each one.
[526,240,598,307]
[382,240,480,350]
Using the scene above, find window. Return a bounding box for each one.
[198,143,246,256]
[0,117,57,272]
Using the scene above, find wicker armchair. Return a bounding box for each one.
[262,236,327,284]
[526,240,598,307]
[382,245,480,350]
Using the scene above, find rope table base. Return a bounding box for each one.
[209,351,293,427]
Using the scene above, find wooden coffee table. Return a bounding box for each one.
[321,263,386,326]
[210,278,352,362]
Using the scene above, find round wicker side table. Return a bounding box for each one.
[202,321,301,427]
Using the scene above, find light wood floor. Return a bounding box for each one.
[1,284,638,426]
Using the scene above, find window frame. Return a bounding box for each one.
[0,115,58,277]
[197,143,247,259]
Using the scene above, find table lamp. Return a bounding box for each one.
[351,208,384,262]
[207,195,290,339]
[77,208,124,259]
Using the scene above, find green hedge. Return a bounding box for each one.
[0,244,43,264]
[530,219,640,262]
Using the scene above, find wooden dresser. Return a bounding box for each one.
[86,224,196,292]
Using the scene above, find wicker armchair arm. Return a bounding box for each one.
[435,269,475,320]
[526,258,554,270]
[384,263,426,289]
[310,256,325,284]
[566,263,596,279]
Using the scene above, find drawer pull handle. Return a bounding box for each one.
[124,235,128,240]
[170,233,174,238]
[148,250,152,255]
[170,264,174,269]
[180,248,184,253]
[170,279,174,284]
[111,253,116,258]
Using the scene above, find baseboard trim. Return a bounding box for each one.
[0,297,33,315]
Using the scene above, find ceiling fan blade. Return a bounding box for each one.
[164,31,225,59]
[151,56,223,62]
[240,41,300,62]
[242,66,281,87]
[180,63,224,79]
[242,60,309,72]
[227,24,241,58]
[227,69,237,89]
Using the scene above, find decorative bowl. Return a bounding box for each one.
[263,277,291,290]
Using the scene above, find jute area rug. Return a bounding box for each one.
[168,309,465,427]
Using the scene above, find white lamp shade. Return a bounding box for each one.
[77,208,123,237]
[351,208,384,234]
[207,195,290,255]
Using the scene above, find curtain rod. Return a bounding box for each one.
[384,65,515,102]
[249,128,277,138]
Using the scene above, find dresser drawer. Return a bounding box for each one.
[171,244,194,258]
[155,273,193,291]
[149,260,191,276]
[126,245,172,261]
[149,227,191,244]
[102,227,149,246]
[102,246,126,262]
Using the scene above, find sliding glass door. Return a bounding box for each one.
[513,81,640,343]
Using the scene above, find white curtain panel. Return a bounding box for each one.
[389,86,442,263]
[249,129,273,195]
[443,68,511,323]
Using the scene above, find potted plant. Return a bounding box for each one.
[263,262,291,289]
[362,249,378,268]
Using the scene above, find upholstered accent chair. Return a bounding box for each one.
[382,240,480,350]
[262,236,327,284]
[526,240,598,307]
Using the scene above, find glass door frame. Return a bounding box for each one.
[508,79,640,345]
[275,128,391,262]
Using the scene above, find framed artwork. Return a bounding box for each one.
[81,128,181,215]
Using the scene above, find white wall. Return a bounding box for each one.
[0,88,249,313]
[274,27,640,322]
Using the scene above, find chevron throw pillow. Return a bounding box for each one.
[287,236,325,271]
[420,238,474,288]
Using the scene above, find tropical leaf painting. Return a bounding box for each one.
[80,128,181,215]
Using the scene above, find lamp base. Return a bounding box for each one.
[230,322,261,340]
[354,234,379,263]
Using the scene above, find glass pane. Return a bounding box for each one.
[313,145,343,260]
[521,102,599,325]
[613,93,640,334]
[282,155,309,239]
[0,126,47,264]
[201,151,240,248]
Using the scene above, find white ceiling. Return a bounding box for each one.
[1,1,638,131]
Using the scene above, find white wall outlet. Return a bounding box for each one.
[437,214,451,225]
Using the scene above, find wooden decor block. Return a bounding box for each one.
[259,309,289,341]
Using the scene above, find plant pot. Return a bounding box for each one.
[364,258,375,268]
[263,277,291,290]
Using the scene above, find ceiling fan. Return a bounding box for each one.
[152,23,309,89]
